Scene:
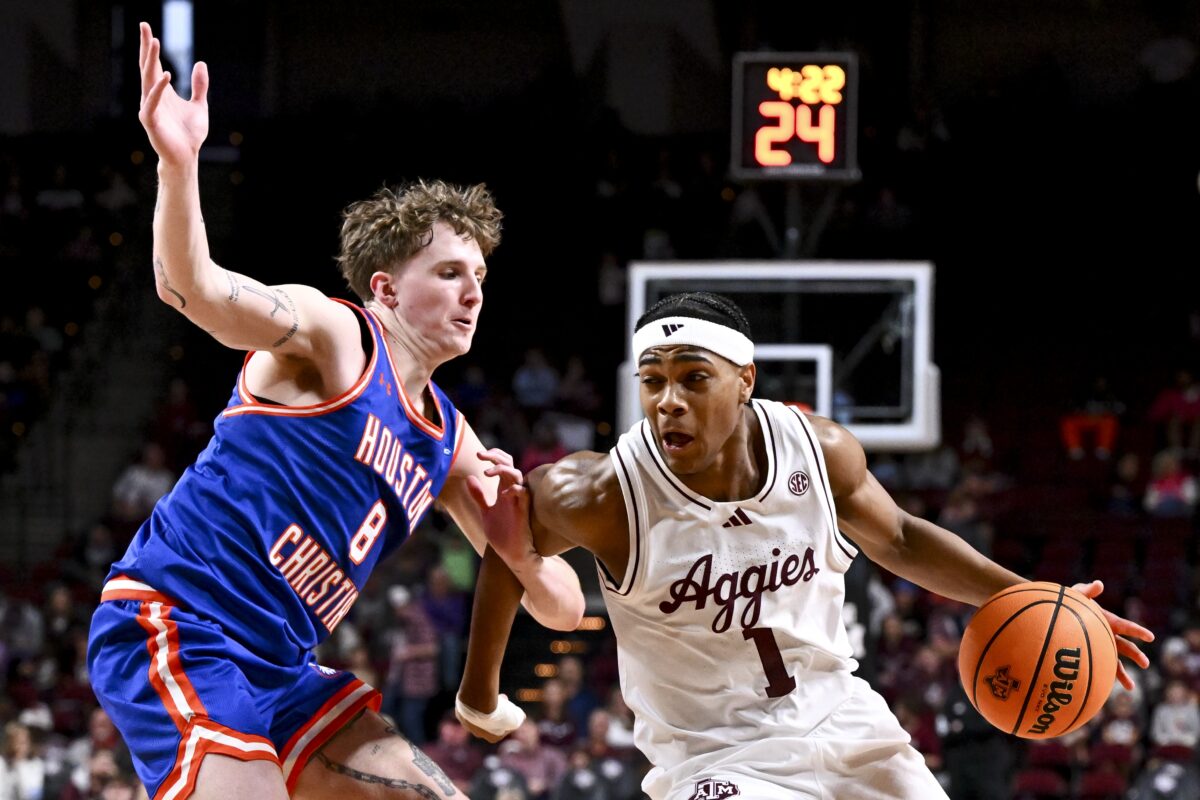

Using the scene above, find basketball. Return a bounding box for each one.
[958,581,1118,739]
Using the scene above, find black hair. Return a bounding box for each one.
[635,291,752,338]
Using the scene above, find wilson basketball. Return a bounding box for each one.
[958,581,1118,739]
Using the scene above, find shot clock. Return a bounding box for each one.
[732,52,860,182]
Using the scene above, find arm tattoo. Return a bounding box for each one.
[271,289,299,348]
[239,283,299,347]
[240,282,286,316]
[314,753,444,798]
[155,257,187,309]
[224,269,240,302]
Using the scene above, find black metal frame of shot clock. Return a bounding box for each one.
[731,51,861,183]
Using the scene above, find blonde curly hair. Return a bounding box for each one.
[337,179,502,301]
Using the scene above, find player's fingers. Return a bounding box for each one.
[1108,614,1155,643]
[138,22,151,72]
[484,464,524,489]
[141,37,164,99]
[191,61,209,106]
[141,72,172,118]
[1070,579,1103,598]
[1116,663,1135,692]
[1116,636,1150,669]
[476,448,514,468]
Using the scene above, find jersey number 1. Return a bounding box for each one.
[743,627,796,698]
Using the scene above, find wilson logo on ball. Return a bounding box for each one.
[1026,647,1082,735]
[984,665,1021,700]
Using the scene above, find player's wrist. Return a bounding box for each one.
[156,158,199,182]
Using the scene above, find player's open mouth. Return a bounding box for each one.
[662,432,694,451]
[451,318,473,330]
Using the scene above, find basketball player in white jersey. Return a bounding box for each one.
[454,292,1154,800]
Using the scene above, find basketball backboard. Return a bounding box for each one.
[619,261,940,451]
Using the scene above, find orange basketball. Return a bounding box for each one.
[958,581,1118,739]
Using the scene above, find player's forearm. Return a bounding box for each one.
[459,546,524,712]
[516,553,585,632]
[887,514,1027,606]
[152,162,218,312]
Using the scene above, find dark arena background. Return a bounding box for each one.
[2,1,1199,798]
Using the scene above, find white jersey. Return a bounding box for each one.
[603,399,863,799]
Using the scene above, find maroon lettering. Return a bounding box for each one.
[659,547,821,633]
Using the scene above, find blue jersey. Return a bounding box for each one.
[106,302,464,664]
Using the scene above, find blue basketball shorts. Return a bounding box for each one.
[87,575,382,799]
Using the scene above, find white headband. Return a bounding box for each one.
[632,316,755,366]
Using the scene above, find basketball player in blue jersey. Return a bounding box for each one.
[453,292,1156,799]
[86,23,585,800]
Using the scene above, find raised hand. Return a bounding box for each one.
[138,21,209,170]
[1071,580,1155,691]
[465,449,537,567]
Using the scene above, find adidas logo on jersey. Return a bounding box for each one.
[661,322,685,336]
[722,508,752,528]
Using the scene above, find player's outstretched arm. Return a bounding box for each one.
[440,423,585,632]
[456,544,528,743]
[455,452,619,741]
[814,415,1025,606]
[813,414,1154,689]
[138,22,355,358]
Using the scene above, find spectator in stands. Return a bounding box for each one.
[381,585,439,745]
[469,755,531,800]
[58,746,121,800]
[421,565,469,693]
[345,644,380,692]
[423,711,485,794]
[1098,690,1145,768]
[109,441,173,523]
[905,443,960,492]
[1060,375,1126,460]
[552,749,608,800]
[1129,760,1200,800]
[556,656,600,736]
[936,486,993,558]
[1105,451,1146,516]
[938,682,1011,800]
[556,355,602,420]
[0,721,46,800]
[601,687,637,754]
[959,414,994,469]
[62,522,117,593]
[519,419,568,475]
[450,364,493,422]
[535,678,578,749]
[1150,680,1200,750]
[63,708,132,798]
[875,613,920,701]
[0,589,44,667]
[512,348,560,412]
[496,719,567,800]
[1143,449,1199,518]
[893,697,942,774]
[1148,369,1200,455]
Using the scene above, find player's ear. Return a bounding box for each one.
[369,269,399,309]
[739,363,756,403]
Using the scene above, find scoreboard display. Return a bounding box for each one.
[732,52,860,182]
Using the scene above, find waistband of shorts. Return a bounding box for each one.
[100,575,177,605]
